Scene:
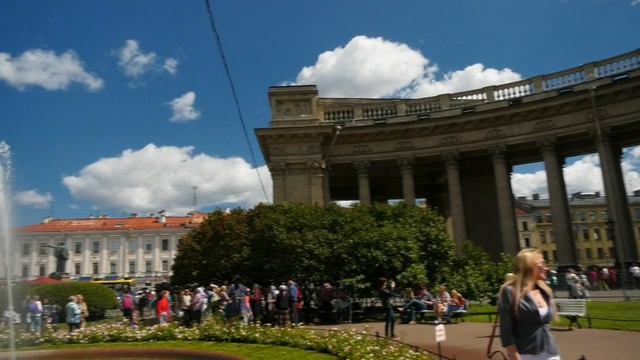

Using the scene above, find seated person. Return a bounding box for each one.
[434,285,451,324]
[400,286,434,324]
[445,290,466,320]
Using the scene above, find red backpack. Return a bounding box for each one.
[122,294,135,310]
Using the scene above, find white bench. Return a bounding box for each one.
[555,298,588,329]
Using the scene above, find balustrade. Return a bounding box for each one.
[313,49,640,125]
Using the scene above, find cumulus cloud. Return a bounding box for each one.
[290,35,521,98]
[14,190,53,209]
[163,58,178,75]
[511,146,640,198]
[168,91,200,122]
[117,39,178,78]
[0,49,103,91]
[632,0,640,7]
[62,144,271,214]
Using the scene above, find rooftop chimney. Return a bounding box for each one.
[532,193,540,200]
[634,189,640,197]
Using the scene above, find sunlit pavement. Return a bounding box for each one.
[311,321,640,360]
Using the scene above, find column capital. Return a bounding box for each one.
[441,151,460,167]
[307,160,326,175]
[488,144,508,162]
[536,137,557,152]
[397,156,414,170]
[353,160,370,174]
[268,162,286,176]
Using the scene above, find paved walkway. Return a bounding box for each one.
[313,322,640,360]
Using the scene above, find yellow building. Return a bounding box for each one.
[516,192,640,267]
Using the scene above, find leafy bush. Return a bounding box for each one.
[27,282,118,320]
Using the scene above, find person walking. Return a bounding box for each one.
[499,248,561,360]
[28,296,43,335]
[156,290,171,325]
[76,294,89,329]
[65,296,81,334]
[378,277,400,339]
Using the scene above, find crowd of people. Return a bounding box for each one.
[112,278,359,329]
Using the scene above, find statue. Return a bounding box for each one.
[43,245,69,274]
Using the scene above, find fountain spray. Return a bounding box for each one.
[0,141,17,360]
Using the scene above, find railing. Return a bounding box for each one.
[319,48,640,125]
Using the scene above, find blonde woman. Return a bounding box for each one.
[76,294,89,329]
[499,249,560,360]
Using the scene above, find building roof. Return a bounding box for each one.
[519,195,640,208]
[17,213,208,233]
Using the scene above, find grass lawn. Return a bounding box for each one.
[16,341,336,360]
[463,300,640,331]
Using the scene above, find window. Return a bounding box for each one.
[609,247,615,259]
[22,243,30,256]
[128,239,136,255]
[542,251,549,260]
[582,229,590,241]
[162,260,169,272]
[552,250,557,261]
[144,240,153,253]
[177,238,184,248]
[92,262,99,275]
[161,239,169,251]
[75,241,82,254]
[600,211,607,221]
[578,211,586,222]
[110,262,117,274]
[524,237,531,248]
[521,221,528,231]
[544,213,552,223]
[39,243,47,255]
[39,265,46,276]
[589,211,597,222]
[145,261,152,273]
[597,248,604,259]
[593,228,601,240]
[634,208,640,220]
[129,261,136,273]
[74,263,81,275]
[92,241,100,253]
[540,231,547,243]
[109,240,119,254]
[549,231,555,243]
[22,265,29,278]
[585,248,592,260]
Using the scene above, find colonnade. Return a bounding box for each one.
[316,134,637,266]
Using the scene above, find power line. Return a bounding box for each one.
[203,0,270,203]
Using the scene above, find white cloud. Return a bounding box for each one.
[117,39,178,78]
[62,144,272,214]
[14,190,53,209]
[511,146,640,198]
[632,0,640,7]
[0,49,103,91]
[290,35,521,98]
[168,91,201,122]
[163,58,178,75]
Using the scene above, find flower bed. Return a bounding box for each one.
[1,320,432,360]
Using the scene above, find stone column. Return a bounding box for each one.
[82,237,90,276]
[490,145,519,255]
[539,138,577,265]
[136,236,144,278]
[595,132,638,262]
[398,157,416,205]
[269,162,287,203]
[442,152,467,256]
[308,160,326,206]
[153,235,161,276]
[354,160,371,205]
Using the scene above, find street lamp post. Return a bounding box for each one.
[606,219,630,301]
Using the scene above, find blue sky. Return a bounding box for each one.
[1,0,640,226]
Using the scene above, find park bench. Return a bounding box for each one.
[555,298,588,329]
